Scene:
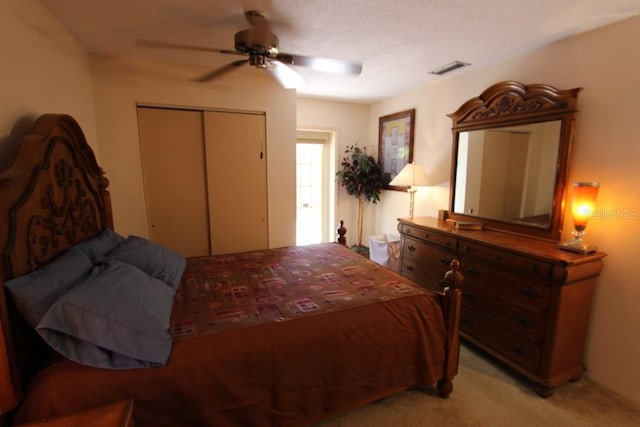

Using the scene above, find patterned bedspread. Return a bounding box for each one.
[170,243,428,339]
[17,243,448,427]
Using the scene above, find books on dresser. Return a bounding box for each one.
[446,219,482,230]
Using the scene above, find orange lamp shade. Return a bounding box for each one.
[571,182,600,231]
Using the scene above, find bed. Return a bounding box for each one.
[0,114,463,426]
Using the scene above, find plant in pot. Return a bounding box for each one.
[336,145,389,253]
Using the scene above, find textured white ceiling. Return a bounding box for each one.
[39,0,640,102]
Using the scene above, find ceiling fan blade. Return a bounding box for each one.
[268,61,304,89]
[137,39,242,56]
[277,53,363,75]
[193,59,248,82]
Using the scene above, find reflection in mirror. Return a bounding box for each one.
[453,121,561,228]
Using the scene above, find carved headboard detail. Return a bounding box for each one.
[0,114,113,281]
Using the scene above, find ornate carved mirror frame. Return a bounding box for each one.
[447,81,583,240]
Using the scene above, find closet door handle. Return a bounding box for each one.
[408,244,416,252]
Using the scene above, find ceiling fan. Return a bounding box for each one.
[137,10,363,89]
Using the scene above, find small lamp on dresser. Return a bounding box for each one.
[559,181,600,254]
[390,161,431,217]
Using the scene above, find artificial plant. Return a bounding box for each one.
[336,145,389,249]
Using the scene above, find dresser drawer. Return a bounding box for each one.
[460,310,542,372]
[400,258,447,292]
[462,285,546,342]
[459,240,552,280]
[402,236,456,273]
[459,256,550,310]
[398,223,457,250]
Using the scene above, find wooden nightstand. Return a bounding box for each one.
[15,400,134,427]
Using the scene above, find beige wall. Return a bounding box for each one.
[0,0,97,154]
[370,16,640,404]
[89,56,297,248]
[296,97,370,245]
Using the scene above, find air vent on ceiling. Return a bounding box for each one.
[430,61,470,75]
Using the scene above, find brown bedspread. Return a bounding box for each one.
[13,244,447,427]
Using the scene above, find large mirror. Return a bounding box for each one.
[448,81,583,240]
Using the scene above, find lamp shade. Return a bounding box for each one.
[559,181,600,254]
[571,182,599,230]
[389,162,430,187]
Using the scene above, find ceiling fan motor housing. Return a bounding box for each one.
[235,29,279,57]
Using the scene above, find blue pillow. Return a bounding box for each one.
[106,235,186,290]
[74,228,125,263]
[36,260,175,369]
[3,248,94,327]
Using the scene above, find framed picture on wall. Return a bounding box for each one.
[378,109,415,190]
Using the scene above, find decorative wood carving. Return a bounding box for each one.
[1,114,113,280]
[450,81,582,130]
[27,157,100,271]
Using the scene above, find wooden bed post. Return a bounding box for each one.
[336,220,347,245]
[437,259,463,398]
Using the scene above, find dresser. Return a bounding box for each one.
[397,216,606,397]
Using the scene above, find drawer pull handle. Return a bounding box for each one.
[463,245,471,252]
[493,254,501,261]
[517,316,531,327]
[406,265,415,272]
[440,257,451,265]
[408,245,416,252]
[530,263,539,272]
[460,316,471,325]
[445,241,452,247]
[520,287,536,298]
[465,267,479,276]
[512,345,525,355]
[463,291,476,302]
[424,233,429,239]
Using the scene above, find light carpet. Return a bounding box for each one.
[314,343,640,426]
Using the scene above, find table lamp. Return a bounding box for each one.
[389,162,430,217]
[558,182,600,254]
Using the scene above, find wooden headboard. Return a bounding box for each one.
[0,114,113,413]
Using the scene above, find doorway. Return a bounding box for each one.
[296,130,335,245]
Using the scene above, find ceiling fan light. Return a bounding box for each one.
[308,57,352,74]
[270,62,304,89]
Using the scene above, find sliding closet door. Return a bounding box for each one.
[137,107,210,257]
[204,111,268,254]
